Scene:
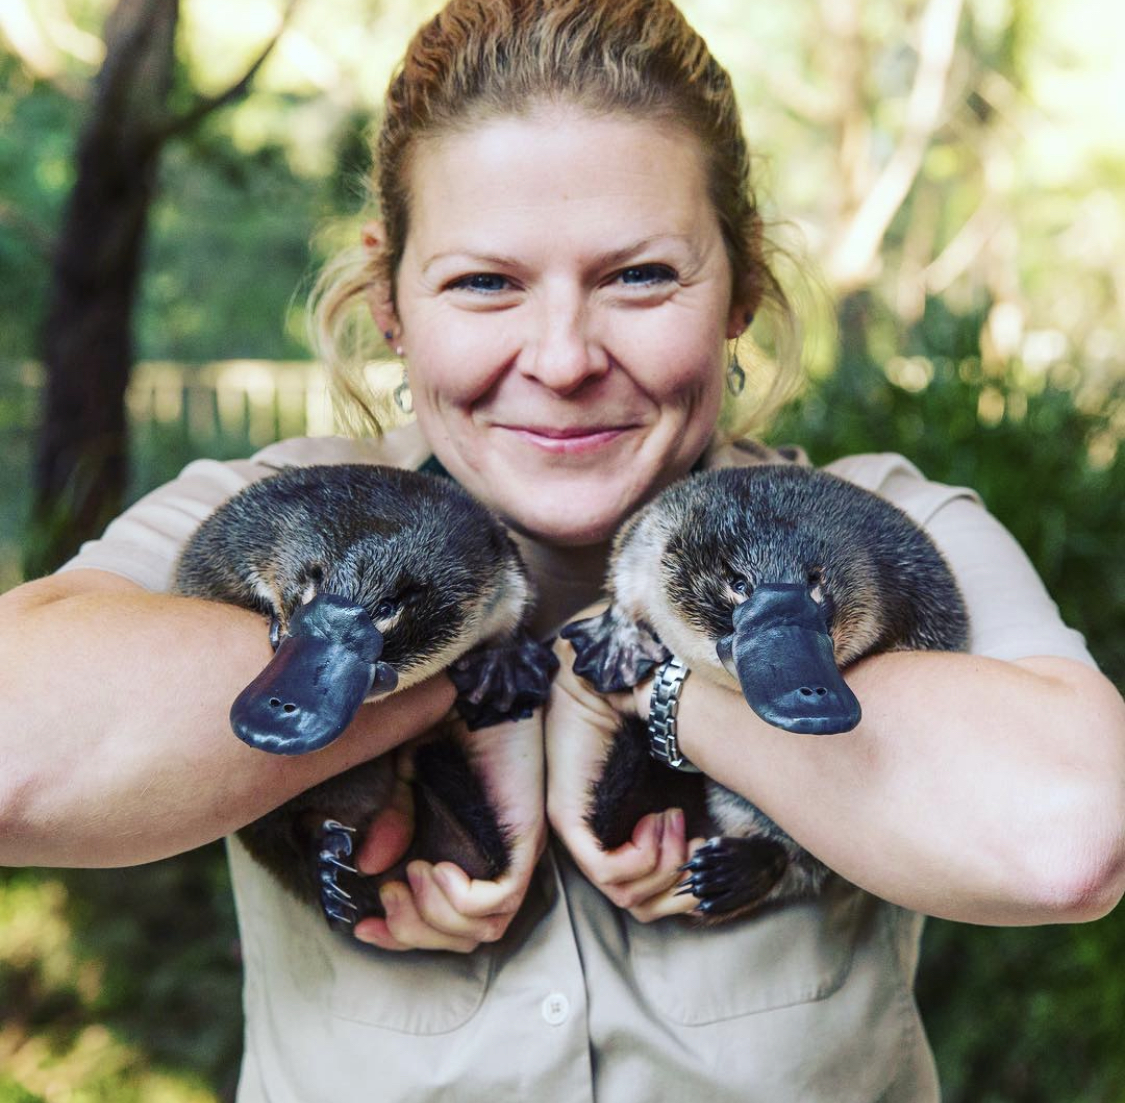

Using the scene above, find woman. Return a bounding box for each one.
[2,1,1123,1099]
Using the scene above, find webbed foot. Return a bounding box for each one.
[677,835,789,918]
[561,606,670,693]
[449,630,559,730]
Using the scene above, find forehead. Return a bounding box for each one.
[401,105,718,258]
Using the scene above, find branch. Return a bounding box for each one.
[827,0,965,291]
[734,39,838,126]
[923,199,1001,294]
[0,0,87,99]
[156,0,301,142]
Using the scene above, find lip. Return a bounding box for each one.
[496,424,637,456]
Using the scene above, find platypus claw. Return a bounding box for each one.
[450,630,560,730]
[315,819,362,933]
[561,606,670,693]
[681,836,790,916]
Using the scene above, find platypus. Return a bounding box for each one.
[562,462,969,921]
[174,463,557,932]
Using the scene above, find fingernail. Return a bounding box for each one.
[669,808,684,837]
[433,865,456,894]
[380,884,400,911]
[406,863,428,896]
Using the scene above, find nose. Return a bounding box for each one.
[521,291,609,393]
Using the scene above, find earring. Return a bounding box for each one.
[727,354,746,396]
[393,371,414,414]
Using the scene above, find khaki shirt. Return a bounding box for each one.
[62,425,1094,1103]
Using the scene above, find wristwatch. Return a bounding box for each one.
[647,657,700,772]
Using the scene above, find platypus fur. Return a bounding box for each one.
[562,461,969,922]
[174,463,557,932]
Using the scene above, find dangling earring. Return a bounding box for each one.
[393,370,414,414]
[727,354,746,396]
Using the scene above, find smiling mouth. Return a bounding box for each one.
[497,424,637,454]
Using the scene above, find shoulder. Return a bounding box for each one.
[249,422,431,471]
[57,424,435,592]
[820,452,980,529]
[706,441,981,530]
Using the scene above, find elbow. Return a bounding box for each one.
[0,753,37,866]
[1013,800,1125,924]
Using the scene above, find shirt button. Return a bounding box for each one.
[541,992,569,1025]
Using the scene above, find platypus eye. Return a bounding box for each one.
[730,576,750,595]
[373,598,400,621]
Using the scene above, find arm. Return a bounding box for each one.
[672,651,1125,925]
[0,569,456,868]
[548,493,1125,926]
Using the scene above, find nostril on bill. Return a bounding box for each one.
[267,697,299,714]
[798,686,829,698]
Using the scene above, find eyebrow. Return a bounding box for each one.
[420,234,697,277]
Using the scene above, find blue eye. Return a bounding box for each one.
[450,273,510,293]
[619,264,676,286]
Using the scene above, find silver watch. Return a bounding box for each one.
[647,657,700,772]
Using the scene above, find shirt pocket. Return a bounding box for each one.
[229,834,500,1036]
[326,936,498,1034]
[627,877,867,1024]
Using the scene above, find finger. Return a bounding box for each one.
[625,829,712,923]
[355,773,415,875]
[427,861,526,921]
[352,914,413,952]
[402,862,512,944]
[566,811,666,888]
[603,808,691,910]
[627,883,702,923]
[375,880,481,953]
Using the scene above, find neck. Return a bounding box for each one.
[510,532,613,636]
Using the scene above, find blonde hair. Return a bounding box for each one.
[310,0,803,438]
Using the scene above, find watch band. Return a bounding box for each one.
[647,657,700,772]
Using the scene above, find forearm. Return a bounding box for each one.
[673,651,1125,925]
[0,572,456,867]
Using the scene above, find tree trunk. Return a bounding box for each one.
[27,0,177,578]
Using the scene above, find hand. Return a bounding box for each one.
[546,619,706,923]
[352,707,546,953]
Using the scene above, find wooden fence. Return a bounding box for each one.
[2,359,406,589]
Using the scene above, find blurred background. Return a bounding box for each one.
[1,0,1122,1099]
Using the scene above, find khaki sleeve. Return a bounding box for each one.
[921,493,1096,667]
[56,457,274,593]
[835,453,1096,668]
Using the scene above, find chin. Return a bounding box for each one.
[496,488,639,547]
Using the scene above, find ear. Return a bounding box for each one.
[360,220,399,340]
[726,271,764,340]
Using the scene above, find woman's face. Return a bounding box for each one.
[386,106,750,546]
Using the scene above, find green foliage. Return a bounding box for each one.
[775,295,1125,1102]
[775,293,1125,688]
[0,854,241,1103]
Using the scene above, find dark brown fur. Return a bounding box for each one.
[174,464,530,915]
[575,462,970,921]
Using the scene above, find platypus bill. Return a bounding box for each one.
[175,463,557,933]
[563,461,969,922]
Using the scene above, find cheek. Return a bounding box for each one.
[398,291,522,409]
[621,318,725,405]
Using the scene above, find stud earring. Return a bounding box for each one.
[727,354,746,396]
